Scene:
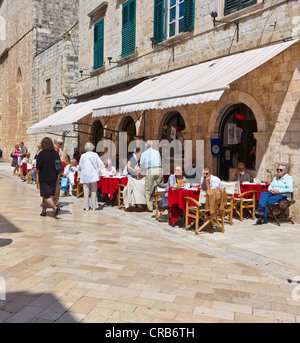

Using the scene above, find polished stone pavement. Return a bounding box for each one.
[0,161,300,323]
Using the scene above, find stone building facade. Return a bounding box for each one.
[0,0,79,158]
[75,0,300,221]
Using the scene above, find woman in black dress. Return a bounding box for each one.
[36,137,60,217]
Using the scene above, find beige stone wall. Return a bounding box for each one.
[0,0,34,158]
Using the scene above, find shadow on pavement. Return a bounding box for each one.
[0,214,21,234]
[0,292,78,323]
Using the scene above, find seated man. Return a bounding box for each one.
[127,148,141,178]
[255,164,293,224]
[167,166,186,190]
[64,159,78,196]
[229,162,252,182]
[200,167,222,191]
[102,158,117,177]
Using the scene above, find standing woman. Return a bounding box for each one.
[36,137,60,217]
[12,144,21,175]
[78,142,104,211]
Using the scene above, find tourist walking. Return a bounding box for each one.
[78,142,104,211]
[11,144,21,175]
[36,137,61,218]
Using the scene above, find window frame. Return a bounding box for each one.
[224,0,257,16]
[166,0,185,39]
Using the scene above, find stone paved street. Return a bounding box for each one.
[0,161,300,323]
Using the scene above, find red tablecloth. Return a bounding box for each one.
[168,188,200,225]
[239,183,270,200]
[99,176,128,200]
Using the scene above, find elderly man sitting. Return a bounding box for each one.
[254,164,293,224]
[229,162,252,182]
[167,166,186,190]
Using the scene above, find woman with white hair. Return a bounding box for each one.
[101,158,117,177]
[78,142,104,211]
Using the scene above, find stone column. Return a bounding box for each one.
[253,132,270,182]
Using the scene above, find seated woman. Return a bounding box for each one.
[229,162,252,182]
[167,166,186,190]
[101,158,117,177]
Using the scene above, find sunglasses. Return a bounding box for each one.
[277,169,284,172]
[203,172,209,175]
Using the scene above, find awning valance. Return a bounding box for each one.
[26,98,101,134]
[92,39,298,117]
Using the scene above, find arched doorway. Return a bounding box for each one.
[161,111,186,173]
[92,120,104,148]
[122,116,136,145]
[218,103,257,181]
[162,111,186,141]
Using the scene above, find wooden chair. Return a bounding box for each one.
[185,188,227,235]
[221,181,236,225]
[26,169,33,184]
[77,182,84,198]
[153,188,170,223]
[117,183,126,209]
[231,182,257,221]
[268,193,295,226]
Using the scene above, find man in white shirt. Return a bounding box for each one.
[200,167,222,190]
[64,159,78,196]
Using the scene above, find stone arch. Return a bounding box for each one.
[154,106,192,140]
[207,90,268,180]
[208,90,267,134]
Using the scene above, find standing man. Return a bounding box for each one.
[53,138,64,207]
[255,164,293,224]
[139,140,164,212]
[19,142,28,179]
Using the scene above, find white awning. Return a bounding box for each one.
[93,39,298,117]
[26,98,101,134]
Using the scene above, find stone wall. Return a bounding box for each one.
[0,0,79,159]
[0,0,34,158]
[30,23,79,158]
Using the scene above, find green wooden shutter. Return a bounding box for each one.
[122,0,136,58]
[183,0,195,32]
[153,0,164,44]
[224,0,256,15]
[93,20,104,70]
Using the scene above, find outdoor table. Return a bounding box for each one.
[99,176,128,200]
[239,183,270,200]
[168,187,200,226]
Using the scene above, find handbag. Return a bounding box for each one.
[157,196,169,210]
[60,177,69,191]
[54,157,64,174]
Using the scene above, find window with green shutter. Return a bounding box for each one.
[122,0,136,58]
[93,19,104,70]
[224,0,257,16]
[154,0,194,43]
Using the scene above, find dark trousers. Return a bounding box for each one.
[258,192,287,220]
